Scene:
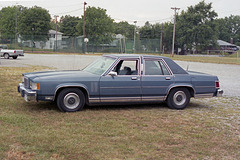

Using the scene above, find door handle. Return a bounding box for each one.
[165,77,171,80]
[131,77,138,80]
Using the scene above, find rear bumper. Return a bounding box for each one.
[18,83,36,101]
[194,89,223,98]
[216,89,223,97]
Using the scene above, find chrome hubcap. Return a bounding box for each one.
[173,91,186,106]
[63,93,80,109]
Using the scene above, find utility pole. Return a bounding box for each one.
[171,7,180,57]
[160,23,163,55]
[54,15,59,52]
[83,2,87,53]
[15,3,18,48]
[133,21,137,53]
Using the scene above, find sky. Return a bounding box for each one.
[0,0,240,26]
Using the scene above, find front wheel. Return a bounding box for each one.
[167,88,190,110]
[57,88,85,112]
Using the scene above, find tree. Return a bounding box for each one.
[77,6,114,45]
[215,15,240,46]
[0,6,25,41]
[59,15,80,36]
[18,6,51,42]
[176,0,218,53]
[139,21,154,39]
[113,21,135,39]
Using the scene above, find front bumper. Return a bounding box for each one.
[18,83,37,101]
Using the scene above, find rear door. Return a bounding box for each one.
[141,58,174,101]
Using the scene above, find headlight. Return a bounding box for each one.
[30,81,40,90]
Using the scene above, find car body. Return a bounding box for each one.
[18,54,223,112]
[0,44,24,59]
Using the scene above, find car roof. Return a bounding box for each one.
[104,54,170,60]
[103,54,188,75]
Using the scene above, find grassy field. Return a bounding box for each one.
[0,67,239,159]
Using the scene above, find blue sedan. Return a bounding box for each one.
[18,54,223,112]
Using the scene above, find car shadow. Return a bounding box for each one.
[28,100,210,112]
[84,102,169,111]
[30,101,169,112]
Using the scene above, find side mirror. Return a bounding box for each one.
[108,71,117,77]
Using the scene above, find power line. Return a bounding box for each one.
[52,8,83,15]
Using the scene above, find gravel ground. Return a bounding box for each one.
[1,54,239,97]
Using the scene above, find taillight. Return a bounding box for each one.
[216,81,220,88]
[14,50,16,53]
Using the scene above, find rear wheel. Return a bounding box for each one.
[13,56,18,59]
[167,88,190,110]
[57,88,85,112]
[4,53,9,59]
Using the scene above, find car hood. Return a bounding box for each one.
[23,70,98,81]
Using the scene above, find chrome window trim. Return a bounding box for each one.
[142,58,173,76]
[102,56,141,76]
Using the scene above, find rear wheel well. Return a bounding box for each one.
[55,87,89,104]
[167,86,194,98]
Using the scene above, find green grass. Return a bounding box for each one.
[0,67,239,159]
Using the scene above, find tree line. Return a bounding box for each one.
[0,1,240,53]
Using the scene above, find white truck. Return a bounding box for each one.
[0,44,24,59]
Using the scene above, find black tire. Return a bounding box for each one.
[57,88,85,112]
[4,53,9,59]
[13,56,18,59]
[167,88,190,110]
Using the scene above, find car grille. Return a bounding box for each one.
[24,77,29,88]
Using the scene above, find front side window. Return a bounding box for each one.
[112,60,138,75]
[83,57,116,75]
[144,60,170,75]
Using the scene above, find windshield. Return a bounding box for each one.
[83,56,116,75]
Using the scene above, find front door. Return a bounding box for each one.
[100,58,141,102]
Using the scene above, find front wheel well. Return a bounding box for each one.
[54,87,89,104]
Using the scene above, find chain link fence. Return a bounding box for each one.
[1,35,165,54]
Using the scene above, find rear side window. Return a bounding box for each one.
[145,60,170,75]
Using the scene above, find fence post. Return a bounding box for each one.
[237,51,239,63]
